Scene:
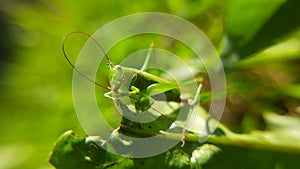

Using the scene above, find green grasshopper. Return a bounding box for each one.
[62,32,204,146]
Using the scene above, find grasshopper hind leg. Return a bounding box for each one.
[181,83,203,147]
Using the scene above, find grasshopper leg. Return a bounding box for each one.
[182,83,203,147]
[181,128,187,147]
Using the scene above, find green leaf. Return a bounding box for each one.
[198,145,300,169]
[190,144,221,169]
[133,153,167,169]
[278,84,300,99]
[49,130,134,169]
[263,111,300,130]
[133,143,197,169]
[223,0,300,66]
[49,130,102,169]
[257,112,300,146]
[166,148,191,169]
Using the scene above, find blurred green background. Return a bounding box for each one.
[0,0,299,168]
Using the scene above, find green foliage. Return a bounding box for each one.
[222,0,300,66]
[0,0,299,169]
[49,130,135,169]
[199,145,300,169]
[49,131,106,169]
[166,148,190,169]
[50,111,300,169]
[49,131,222,169]
[190,144,221,168]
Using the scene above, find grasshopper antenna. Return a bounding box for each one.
[62,31,112,90]
[63,34,199,137]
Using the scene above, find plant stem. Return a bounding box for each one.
[121,125,300,154]
[206,133,300,154]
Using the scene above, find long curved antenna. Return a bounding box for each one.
[62,31,112,90]
[62,32,196,134]
[62,32,177,122]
